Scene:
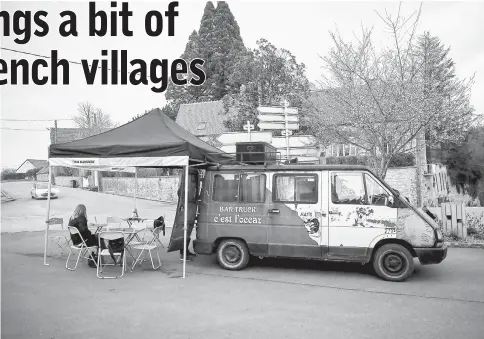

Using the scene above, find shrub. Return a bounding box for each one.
[1,173,26,180]
[448,231,459,241]
[467,227,478,236]
[388,153,415,168]
[326,153,415,168]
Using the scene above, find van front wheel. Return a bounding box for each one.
[373,244,414,282]
[217,239,250,271]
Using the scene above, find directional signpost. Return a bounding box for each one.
[257,100,299,159]
[243,120,255,141]
[280,130,293,137]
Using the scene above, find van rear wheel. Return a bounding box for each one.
[217,239,250,271]
[373,244,414,282]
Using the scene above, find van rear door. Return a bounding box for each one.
[167,168,200,252]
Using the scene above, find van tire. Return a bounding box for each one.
[373,244,414,282]
[216,239,250,271]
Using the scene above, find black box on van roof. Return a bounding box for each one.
[235,142,277,165]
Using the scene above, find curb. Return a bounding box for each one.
[1,190,15,203]
[444,242,484,249]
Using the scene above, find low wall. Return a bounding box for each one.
[54,176,82,187]
[100,176,180,202]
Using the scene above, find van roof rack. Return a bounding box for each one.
[206,151,320,167]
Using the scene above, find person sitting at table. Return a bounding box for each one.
[68,204,102,267]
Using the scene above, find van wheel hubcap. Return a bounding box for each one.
[223,245,241,264]
[383,253,404,274]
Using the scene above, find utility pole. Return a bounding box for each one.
[415,131,422,207]
[284,99,290,160]
[54,120,58,143]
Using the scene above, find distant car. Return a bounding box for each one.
[31,182,59,199]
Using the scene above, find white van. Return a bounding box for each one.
[169,164,447,282]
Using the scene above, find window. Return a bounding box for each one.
[344,144,350,157]
[213,174,239,202]
[274,174,318,204]
[331,173,365,204]
[212,173,266,203]
[240,173,266,203]
[364,174,391,206]
[349,145,357,156]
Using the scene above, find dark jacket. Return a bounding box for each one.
[68,215,92,245]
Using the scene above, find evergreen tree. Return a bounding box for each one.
[223,39,310,132]
[208,1,246,98]
[165,1,246,119]
[417,32,470,150]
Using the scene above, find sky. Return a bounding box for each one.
[1,0,484,169]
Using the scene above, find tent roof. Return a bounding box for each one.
[49,108,233,165]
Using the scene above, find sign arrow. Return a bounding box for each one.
[258,122,299,130]
[257,106,299,115]
[258,115,299,123]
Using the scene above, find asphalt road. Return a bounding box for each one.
[1,181,177,232]
[1,181,484,338]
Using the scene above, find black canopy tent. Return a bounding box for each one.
[45,108,232,278]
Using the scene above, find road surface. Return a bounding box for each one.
[1,181,177,232]
[1,181,484,338]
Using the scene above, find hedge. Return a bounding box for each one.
[326,153,415,168]
[1,173,26,180]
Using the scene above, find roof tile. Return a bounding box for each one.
[175,101,228,136]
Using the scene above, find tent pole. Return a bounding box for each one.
[182,165,188,279]
[134,167,138,210]
[43,165,52,266]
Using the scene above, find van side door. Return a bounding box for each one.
[328,171,398,260]
[205,171,269,257]
[268,171,327,259]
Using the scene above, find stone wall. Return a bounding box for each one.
[100,176,180,202]
[54,176,82,187]
[385,167,418,206]
[37,173,49,182]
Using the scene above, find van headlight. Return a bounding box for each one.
[435,228,444,247]
[437,228,443,240]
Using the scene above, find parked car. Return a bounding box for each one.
[31,182,59,199]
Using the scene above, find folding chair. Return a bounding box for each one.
[130,227,163,271]
[106,216,123,230]
[152,216,166,247]
[97,231,126,279]
[47,218,70,259]
[66,226,98,271]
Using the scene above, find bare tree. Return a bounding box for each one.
[306,3,477,179]
[1,168,16,175]
[73,102,117,137]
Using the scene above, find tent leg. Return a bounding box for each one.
[44,165,52,266]
[182,165,188,279]
[134,167,138,210]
